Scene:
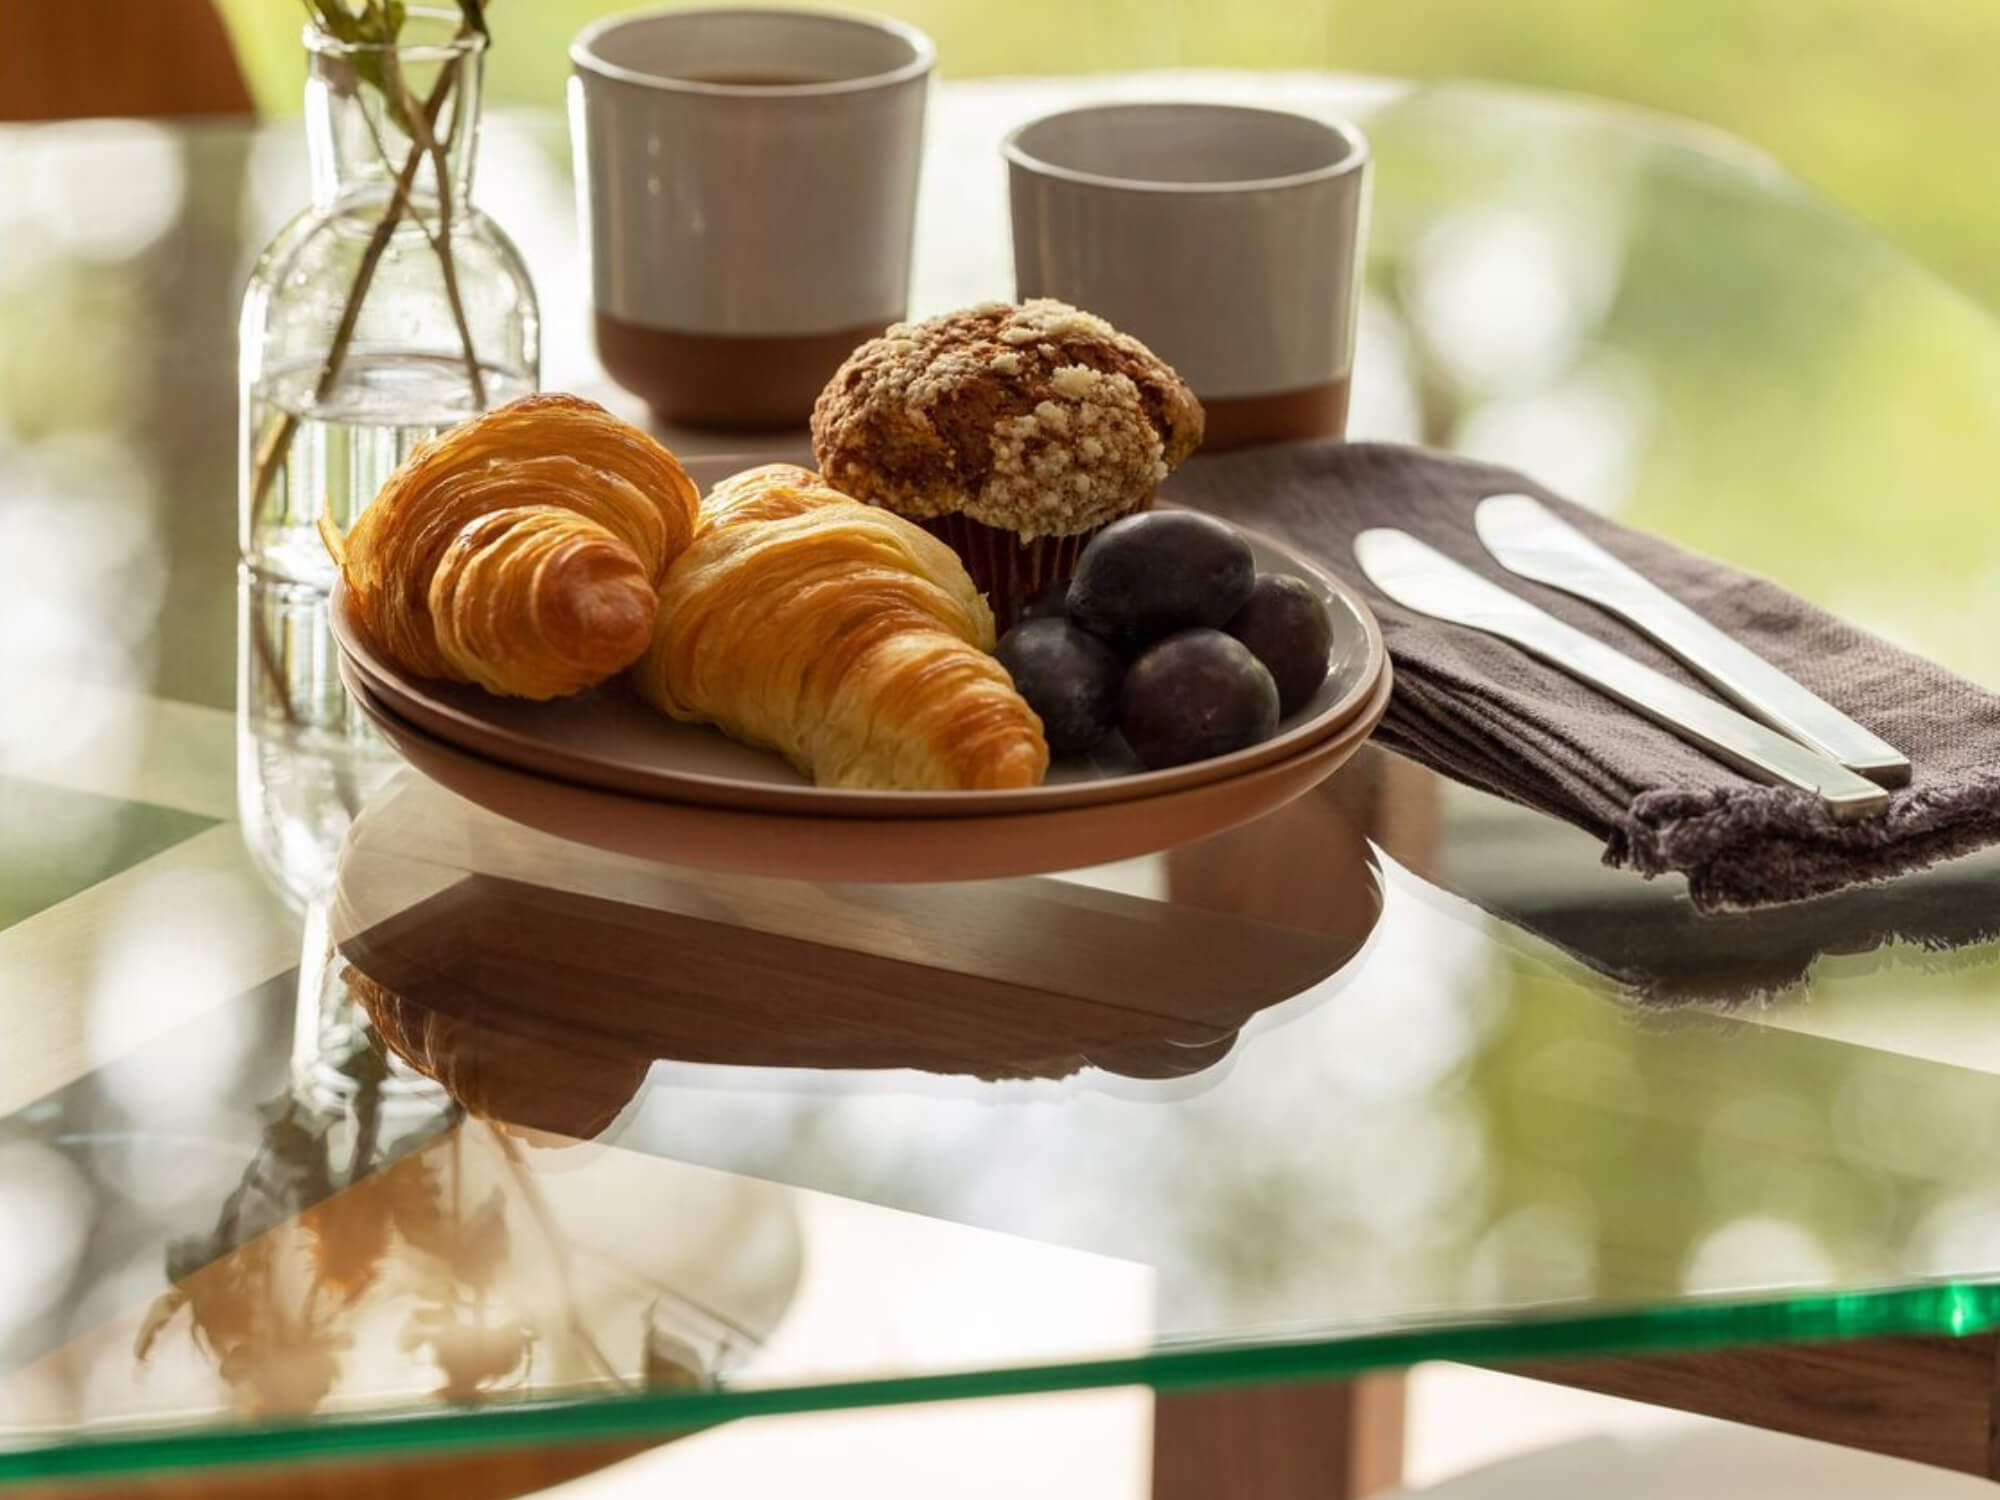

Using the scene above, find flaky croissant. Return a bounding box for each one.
[333,393,699,700]
[633,465,1049,790]
[696,462,831,532]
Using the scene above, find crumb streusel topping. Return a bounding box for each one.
[810,300,1205,540]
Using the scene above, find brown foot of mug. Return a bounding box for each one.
[1198,374,1352,451]
[594,311,890,433]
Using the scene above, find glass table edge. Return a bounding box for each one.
[6,1276,1996,1483]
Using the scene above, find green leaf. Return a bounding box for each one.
[354,4,399,46]
[353,53,390,100]
[302,0,362,43]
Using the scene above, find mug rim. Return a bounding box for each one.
[570,4,935,97]
[1003,102,1369,195]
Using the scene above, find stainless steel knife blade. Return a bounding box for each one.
[1474,494,1911,787]
[1351,528,1891,822]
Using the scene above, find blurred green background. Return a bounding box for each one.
[216,0,2000,312]
[6,0,2000,1354]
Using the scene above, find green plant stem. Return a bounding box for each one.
[491,1133,632,1390]
[351,85,486,441]
[245,55,459,540]
[248,591,302,729]
[384,49,487,409]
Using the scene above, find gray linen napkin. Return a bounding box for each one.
[1166,441,2000,912]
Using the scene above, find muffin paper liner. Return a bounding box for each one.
[920,500,1155,634]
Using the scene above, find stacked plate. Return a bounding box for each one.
[333,458,1390,882]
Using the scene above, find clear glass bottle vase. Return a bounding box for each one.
[239,8,539,590]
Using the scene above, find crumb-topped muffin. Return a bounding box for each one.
[810,299,1204,626]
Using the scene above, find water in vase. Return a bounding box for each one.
[242,350,535,589]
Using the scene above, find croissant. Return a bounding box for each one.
[697,462,832,532]
[333,393,699,700]
[633,465,1049,790]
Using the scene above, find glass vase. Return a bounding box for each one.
[235,10,537,912]
[238,7,539,591]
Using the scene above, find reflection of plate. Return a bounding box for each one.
[341,661,1390,883]
[333,769,1384,1088]
[328,456,1388,819]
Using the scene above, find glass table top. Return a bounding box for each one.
[6,72,2000,1484]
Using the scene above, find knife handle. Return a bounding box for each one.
[1477,495,1912,787]
[1485,611,1892,823]
[1575,580,1907,786]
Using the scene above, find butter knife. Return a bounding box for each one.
[1475,494,1911,787]
[1352,528,1891,822]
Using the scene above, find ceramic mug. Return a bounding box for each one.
[570,7,934,430]
[1007,102,1370,450]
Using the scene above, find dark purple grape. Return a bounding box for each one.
[1066,511,1257,654]
[1019,582,1074,624]
[995,618,1124,755]
[1120,629,1280,770]
[1226,574,1334,717]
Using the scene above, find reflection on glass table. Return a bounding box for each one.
[7,70,2000,1495]
[332,773,1383,1096]
[126,1111,798,1421]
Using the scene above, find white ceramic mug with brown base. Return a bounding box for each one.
[570,6,933,431]
[1006,102,1370,450]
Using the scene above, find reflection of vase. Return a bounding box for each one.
[135,1106,801,1423]
[238,567,422,1108]
[293,896,447,1116]
[238,7,537,591]
[237,568,400,911]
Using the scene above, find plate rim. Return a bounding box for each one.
[329,511,1387,819]
[340,659,1393,882]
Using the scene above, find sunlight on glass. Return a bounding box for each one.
[0,1142,92,1343]
[1683,1214,1835,1293]
[1512,1036,1647,1164]
[1048,853,1169,903]
[1909,1192,2000,1278]
[1406,206,1623,396]
[0,434,163,784]
[0,224,54,298]
[24,121,186,265]
[1693,1093,1853,1250]
[0,667,141,793]
[1347,1093,1491,1241]
[1349,292,1423,443]
[91,1130,259,1218]
[88,867,261,1120]
[1461,1192,1599,1306]
[243,125,305,264]
[478,119,584,385]
[1830,1063,1997,1181]
[1315,891,1494,1103]
[1453,353,1654,510]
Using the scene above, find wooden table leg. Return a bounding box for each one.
[1507,1332,2000,1480]
[1151,1374,1406,1500]
[13,1436,663,1500]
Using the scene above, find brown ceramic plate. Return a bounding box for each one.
[341,660,1392,883]
[329,458,1387,819]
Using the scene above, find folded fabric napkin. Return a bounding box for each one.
[1169,441,2000,912]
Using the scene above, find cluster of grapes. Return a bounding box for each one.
[997,511,1334,770]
